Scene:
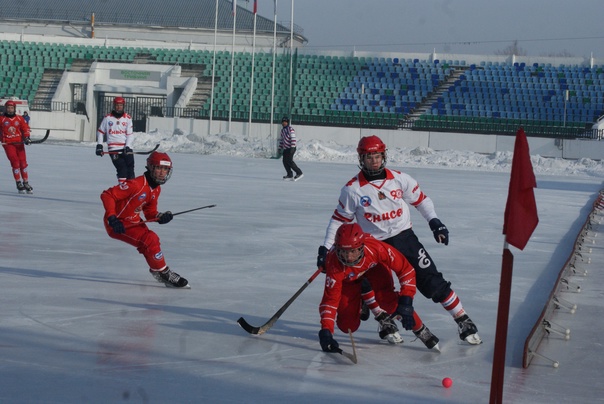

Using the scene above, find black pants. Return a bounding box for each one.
[384,228,452,303]
[282,147,302,177]
[111,152,135,180]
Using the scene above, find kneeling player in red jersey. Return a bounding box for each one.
[100,151,189,288]
[318,223,440,353]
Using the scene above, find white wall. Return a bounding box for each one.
[28,111,604,160]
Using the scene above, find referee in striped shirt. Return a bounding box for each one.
[279,117,303,181]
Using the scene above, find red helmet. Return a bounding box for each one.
[357,135,386,155]
[4,100,16,108]
[334,223,365,266]
[357,135,387,175]
[146,152,172,184]
[113,96,125,105]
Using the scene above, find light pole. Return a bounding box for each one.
[563,89,569,127]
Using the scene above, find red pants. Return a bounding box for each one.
[105,222,167,270]
[335,265,400,333]
[2,144,28,181]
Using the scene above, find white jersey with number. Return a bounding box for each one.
[323,168,438,248]
[96,113,134,151]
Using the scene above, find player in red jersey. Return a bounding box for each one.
[0,100,33,194]
[317,135,481,345]
[318,223,439,352]
[100,151,189,288]
[96,96,135,184]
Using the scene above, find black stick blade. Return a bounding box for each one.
[237,317,261,335]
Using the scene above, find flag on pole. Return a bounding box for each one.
[253,0,258,14]
[502,128,539,250]
[232,0,237,15]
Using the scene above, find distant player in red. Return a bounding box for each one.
[100,151,189,288]
[1,100,33,194]
[96,96,135,184]
[318,223,440,353]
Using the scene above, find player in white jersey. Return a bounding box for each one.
[317,135,481,345]
[95,96,135,184]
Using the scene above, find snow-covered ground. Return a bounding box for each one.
[1,129,603,403]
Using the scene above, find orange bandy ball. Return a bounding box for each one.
[442,377,453,388]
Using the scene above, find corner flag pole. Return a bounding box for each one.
[489,128,538,404]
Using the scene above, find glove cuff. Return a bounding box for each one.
[318,329,332,338]
[429,218,442,230]
[399,295,413,306]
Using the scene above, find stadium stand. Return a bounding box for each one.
[0,43,602,138]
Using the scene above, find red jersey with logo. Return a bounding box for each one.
[319,236,417,333]
[322,168,438,248]
[0,114,30,143]
[97,113,134,151]
[101,175,161,225]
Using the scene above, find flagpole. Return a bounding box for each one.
[209,0,219,136]
[288,0,294,120]
[248,0,258,139]
[489,244,513,404]
[489,128,539,404]
[270,0,277,155]
[229,0,237,132]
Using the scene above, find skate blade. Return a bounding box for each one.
[163,282,191,289]
[386,333,404,344]
[464,333,482,345]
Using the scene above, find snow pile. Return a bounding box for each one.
[108,128,604,177]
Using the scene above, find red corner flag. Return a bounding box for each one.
[503,128,539,250]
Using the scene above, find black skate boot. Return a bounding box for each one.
[23,182,33,194]
[16,181,25,194]
[413,324,440,350]
[375,312,403,344]
[360,301,370,321]
[455,314,482,345]
[150,267,190,289]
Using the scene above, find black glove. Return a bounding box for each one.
[23,137,31,145]
[122,146,133,155]
[157,211,173,224]
[95,144,103,156]
[429,218,449,245]
[318,329,340,353]
[107,215,125,234]
[317,246,328,272]
[394,295,415,330]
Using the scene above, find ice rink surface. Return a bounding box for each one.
[1,140,603,403]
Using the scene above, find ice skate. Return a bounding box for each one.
[23,182,33,194]
[16,181,25,194]
[376,312,403,344]
[293,173,304,181]
[150,267,190,289]
[282,175,293,181]
[413,324,441,351]
[455,314,482,345]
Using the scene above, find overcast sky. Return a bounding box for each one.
[246,0,604,59]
